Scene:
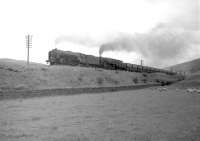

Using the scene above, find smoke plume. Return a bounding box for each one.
[99,24,200,67]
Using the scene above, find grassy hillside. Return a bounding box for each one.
[167,58,200,74]
[166,58,200,88]
[172,71,200,88]
[0,59,179,91]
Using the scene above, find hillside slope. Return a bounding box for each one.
[0,59,179,91]
[166,58,200,88]
[167,58,200,74]
[172,70,200,88]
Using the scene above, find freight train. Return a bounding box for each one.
[47,49,176,75]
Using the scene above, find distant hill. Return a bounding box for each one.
[168,58,200,88]
[167,58,200,74]
[172,71,200,88]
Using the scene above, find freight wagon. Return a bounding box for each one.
[47,49,176,75]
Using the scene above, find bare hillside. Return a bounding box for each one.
[173,71,200,88]
[167,58,200,74]
[167,58,200,88]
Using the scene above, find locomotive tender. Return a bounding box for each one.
[47,49,175,75]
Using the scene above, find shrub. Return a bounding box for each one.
[155,79,161,83]
[142,73,147,77]
[78,76,83,82]
[133,77,138,84]
[78,77,82,82]
[96,77,103,85]
[104,77,119,85]
[41,68,48,71]
[161,81,172,86]
[142,79,147,83]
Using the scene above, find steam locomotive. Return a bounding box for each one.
[47,49,176,75]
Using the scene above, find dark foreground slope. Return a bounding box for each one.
[0,88,199,141]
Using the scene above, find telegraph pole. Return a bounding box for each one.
[141,59,143,66]
[26,35,32,65]
[141,59,144,71]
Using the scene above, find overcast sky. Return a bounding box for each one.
[0,0,199,68]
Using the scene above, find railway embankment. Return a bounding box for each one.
[0,59,181,99]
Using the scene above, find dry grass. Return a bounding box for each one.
[0,59,179,90]
[0,88,199,141]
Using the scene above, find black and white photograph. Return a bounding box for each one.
[0,0,199,140]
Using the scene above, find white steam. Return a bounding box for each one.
[99,25,200,67]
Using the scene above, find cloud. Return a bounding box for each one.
[55,35,100,47]
[147,0,199,30]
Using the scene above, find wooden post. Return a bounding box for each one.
[26,35,32,65]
